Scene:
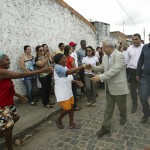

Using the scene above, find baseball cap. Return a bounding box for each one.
[69,42,77,47]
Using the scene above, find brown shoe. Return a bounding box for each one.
[141,115,149,124]
[131,105,137,113]
[97,126,110,138]
[120,118,127,125]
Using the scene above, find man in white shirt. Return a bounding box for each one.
[69,42,82,111]
[125,33,144,113]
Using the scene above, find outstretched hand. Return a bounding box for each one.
[76,81,84,87]
[19,95,28,103]
[40,67,53,73]
[85,64,92,70]
[136,76,140,81]
[91,75,100,82]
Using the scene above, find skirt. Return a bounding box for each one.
[0,105,19,131]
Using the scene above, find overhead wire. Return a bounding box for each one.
[114,0,142,32]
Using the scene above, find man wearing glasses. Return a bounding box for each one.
[91,38,128,137]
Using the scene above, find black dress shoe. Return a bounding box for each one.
[97,126,110,138]
[120,118,127,125]
[131,105,137,113]
[141,115,149,124]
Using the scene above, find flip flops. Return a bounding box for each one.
[69,123,81,129]
[74,107,82,111]
[44,104,53,108]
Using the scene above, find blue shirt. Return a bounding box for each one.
[76,48,86,66]
[55,64,67,77]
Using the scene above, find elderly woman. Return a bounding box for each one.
[54,53,84,129]
[0,51,52,150]
[19,45,36,106]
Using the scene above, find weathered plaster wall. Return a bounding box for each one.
[0,0,109,93]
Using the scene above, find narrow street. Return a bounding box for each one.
[13,89,150,150]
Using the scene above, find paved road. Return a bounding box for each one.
[13,89,150,150]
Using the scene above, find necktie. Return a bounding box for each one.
[107,55,110,70]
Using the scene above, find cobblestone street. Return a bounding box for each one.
[14,89,150,150]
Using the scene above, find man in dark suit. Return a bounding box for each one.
[136,40,150,124]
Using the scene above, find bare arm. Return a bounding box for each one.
[0,67,52,79]
[71,60,76,68]
[19,55,28,71]
[36,58,49,68]
[66,65,84,75]
[14,92,28,103]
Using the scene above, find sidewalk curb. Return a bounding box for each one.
[0,108,61,149]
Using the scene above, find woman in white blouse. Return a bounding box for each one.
[82,46,99,107]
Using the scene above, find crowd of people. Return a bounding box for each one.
[0,33,150,149]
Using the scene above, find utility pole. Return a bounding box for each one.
[144,27,145,43]
[123,21,124,34]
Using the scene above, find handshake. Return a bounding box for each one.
[83,64,93,70]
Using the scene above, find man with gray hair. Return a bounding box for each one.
[91,38,129,137]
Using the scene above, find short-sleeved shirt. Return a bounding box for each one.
[55,49,64,54]
[55,64,67,77]
[82,56,99,74]
[66,56,74,69]
[70,52,78,67]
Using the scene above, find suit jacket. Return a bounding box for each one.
[94,49,129,95]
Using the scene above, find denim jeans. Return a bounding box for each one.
[140,78,150,117]
[23,79,34,103]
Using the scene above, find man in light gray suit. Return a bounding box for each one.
[91,38,129,137]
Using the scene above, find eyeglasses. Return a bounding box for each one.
[87,50,92,52]
[103,46,109,49]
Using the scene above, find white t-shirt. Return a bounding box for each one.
[95,51,100,58]
[82,56,99,74]
[70,51,78,67]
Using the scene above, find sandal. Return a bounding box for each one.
[30,102,36,106]
[69,123,81,129]
[55,120,64,129]
[49,102,55,105]
[74,107,82,111]
[44,104,53,108]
